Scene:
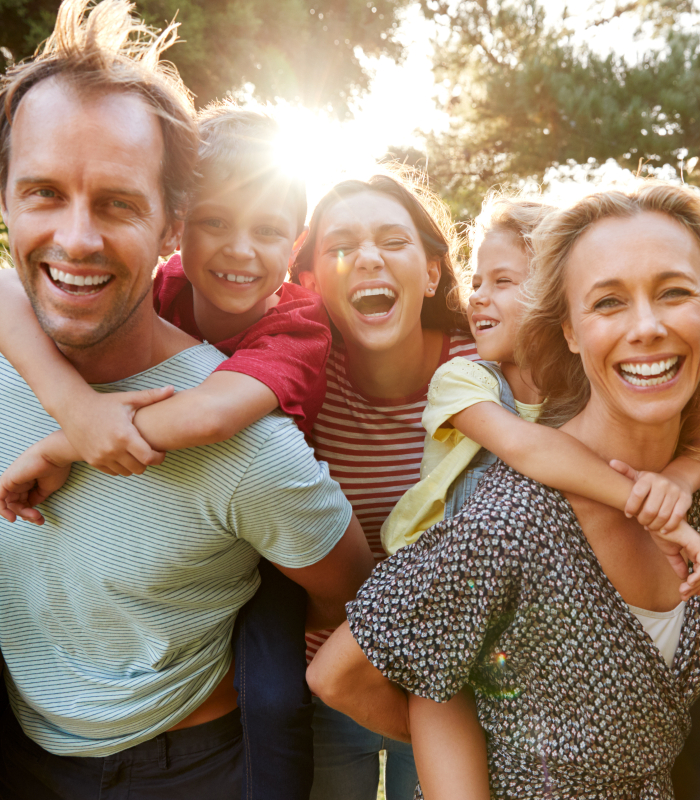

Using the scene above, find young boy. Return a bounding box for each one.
[0,103,328,800]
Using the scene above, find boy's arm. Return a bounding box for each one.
[306,621,411,743]
[410,690,490,800]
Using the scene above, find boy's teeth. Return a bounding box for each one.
[214,272,256,283]
[48,267,110,287]
[350,287,396,304]
[619,357,680,386]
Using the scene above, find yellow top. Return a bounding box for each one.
[381,358,542,555]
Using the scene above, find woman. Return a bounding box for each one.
[307,182,700,798]
[290,174,477,799]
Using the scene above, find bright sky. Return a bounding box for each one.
[266,1,691,214]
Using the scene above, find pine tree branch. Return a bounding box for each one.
[589,1,643,26]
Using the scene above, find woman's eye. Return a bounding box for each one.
[382,239,408,248]
[593,296,621,311]
[662,287,691,300]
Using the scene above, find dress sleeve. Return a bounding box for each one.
[227,415,352,568]
[423,358,500,440]
[348,478,522,701]
[213,289,331,428]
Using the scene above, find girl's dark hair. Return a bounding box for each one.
[290,173,471,333]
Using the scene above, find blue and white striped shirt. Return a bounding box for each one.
[0,344,351,756]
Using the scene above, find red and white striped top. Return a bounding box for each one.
[306,331,478,661]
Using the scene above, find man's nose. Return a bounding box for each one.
[53,201,104,260]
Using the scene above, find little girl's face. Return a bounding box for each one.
[468,230,530,364]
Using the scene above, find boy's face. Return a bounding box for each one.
[180,177,299,323]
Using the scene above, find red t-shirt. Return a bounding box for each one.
[153,254,331,437]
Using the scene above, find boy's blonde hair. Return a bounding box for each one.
[194,101,307,235]
[517,181,700,453]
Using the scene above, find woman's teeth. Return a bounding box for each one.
[214,273,256,283]
[350,287,397,317]
[619,357,680,386]
[475,319,499,329]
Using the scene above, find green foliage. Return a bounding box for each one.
[414,0,700,219]
[0,0,410,114]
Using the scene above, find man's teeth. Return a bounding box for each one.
[350,287,396,304]
[619,357,680,386]
[475,319,499,329]
[214,272,256,284]
[49,267,110,287]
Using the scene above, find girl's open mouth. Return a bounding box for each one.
[618,356,681,387]
[350,287,397,318]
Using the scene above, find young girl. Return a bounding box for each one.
[374,193,700,799]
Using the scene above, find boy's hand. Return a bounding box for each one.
[59,386,174,476]
[610,459,693,533]
[0,431,76,525]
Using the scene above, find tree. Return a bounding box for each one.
[412,0,700,219]
[0,0,411,114]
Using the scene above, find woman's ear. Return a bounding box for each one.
[425,257,441,297]
[562,319,580,354]
[298,270,319,294]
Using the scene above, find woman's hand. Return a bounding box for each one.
[611,460,700,599]
[0,431,77,525]
[58,385,174,476]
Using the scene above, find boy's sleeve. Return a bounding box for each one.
[227,417,352,568]
[214,286,331,433]
[423,358,501,440]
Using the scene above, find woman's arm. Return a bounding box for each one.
[306,621,411,743]
[410,690,490,800]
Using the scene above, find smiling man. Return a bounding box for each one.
[0,1,372,797]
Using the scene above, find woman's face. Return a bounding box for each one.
[468,230,530,364]
[300,190,441,352]
[563,211,700,427]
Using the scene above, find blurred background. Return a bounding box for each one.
[2,0,700,260]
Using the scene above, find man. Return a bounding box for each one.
[0,0,373,796]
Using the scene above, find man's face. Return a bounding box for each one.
[1,79,181,349]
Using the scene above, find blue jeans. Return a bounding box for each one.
[233,558,314,800]
[673,699,700,799]
[311,697,418,800]
[0,698,243,799]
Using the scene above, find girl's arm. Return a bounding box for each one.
[450,401,700,596]
[306,621,411,744]
[410,690,490,800]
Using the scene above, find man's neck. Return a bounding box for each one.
[60,299,198,384]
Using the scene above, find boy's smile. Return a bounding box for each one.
[180,177,300,340]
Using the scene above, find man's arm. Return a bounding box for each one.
[274,514,374,632]
[306,621,411,743]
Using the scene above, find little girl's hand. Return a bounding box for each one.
[0,432,75,525]
[609,460,693,533]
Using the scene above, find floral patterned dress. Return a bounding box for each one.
[347,461,700,799]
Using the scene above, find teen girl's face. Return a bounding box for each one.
[468,230,530,363]
[563,211,700,429]
[300,191,440,353]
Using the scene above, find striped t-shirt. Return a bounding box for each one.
[0,345,351,757]
[306,332,477,660]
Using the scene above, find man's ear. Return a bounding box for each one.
[425,257,441,296]
[298,270,319,294]
[160,218,184,258]
[562,319,580,354]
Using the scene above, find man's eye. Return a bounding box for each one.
[112,200,130,210]
[36,189,55,198]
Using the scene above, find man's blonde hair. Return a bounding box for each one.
[0,0,198,219]
[517,182,700,452]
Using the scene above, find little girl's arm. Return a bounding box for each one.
[410,690,490,800]
[451,401,700,597]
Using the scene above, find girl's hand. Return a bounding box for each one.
[59,385,174,476]
[611,459,700,600]
[0,431,76,525]
[610,460,693,533]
